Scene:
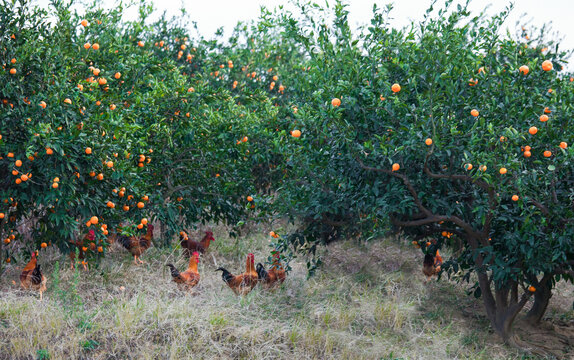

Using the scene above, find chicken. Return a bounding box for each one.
[423,249,443,281]
[69,229,94,270]
[166,251,200,292]
[215,253,258,295]
[256,252,286,289]
[180,230,214,256]
[117,224,154,264]
[20,251,47,300]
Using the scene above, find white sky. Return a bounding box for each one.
[31,0,574,67]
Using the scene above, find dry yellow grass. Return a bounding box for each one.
[0,226,572,359]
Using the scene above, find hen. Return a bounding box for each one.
[117,224,154,264]
[256,252,286,289]
[167,251,200,292]
[423,249,443,281]
[215,253,258,296]
[181,231,214,256]
[20,251,47,300]
[69,229,95,270]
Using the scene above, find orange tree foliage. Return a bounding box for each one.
[0,1,277,263]
[1,0,573,341]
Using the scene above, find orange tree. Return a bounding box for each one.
[264,1,574,341]
[0,0,276,266]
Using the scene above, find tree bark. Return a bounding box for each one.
[525,277,553,325]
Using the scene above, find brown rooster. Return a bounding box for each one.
[181,230,214,256]
[423,249,443,281]
[215,253,258,296]
[20,251,47,300]
[256,252,287,289]
[167,251,200,292]
[69,229,95,270]
[117,224,154,264]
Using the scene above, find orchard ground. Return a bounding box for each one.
[0,223,573,360]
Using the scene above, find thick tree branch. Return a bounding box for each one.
[356,157,432,217]
[423,162,495,245]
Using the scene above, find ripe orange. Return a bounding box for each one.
[138,41,144,47]
[92,43,100,50]
[53,177,60,182]
[15,160,22,167]
[98,246,103,253]
[242,136,248,143]
[15,178,21,184]
[543,150,552,158]
[7,152,14,158]
[80,19,88,26]
[110,104,116,110]
[46,148,53,155]
[98,77,107,85]
[85,147,92,154]
[114,72,121,79]
[137,223,144,229]
[470,109,479,117]
[123,205,129,211]
[107,201,114,208]
[291,130,301,138]
[425,138,432,146]
[391,83,401,93]
[479,165,487,172]
[331,98,341,107]
[499,167,507,175]
[90,216,99,225]
[528,286,536,292]
[41,242,47,248]
[391,163,400,171]
[529,126,538,135]
[9,68,16,75]
[524,145,531,152]
[137,202,144,209]
[83,42,91,49]
[39,101,46,109]
[541,60,552,71]
[97,173,104,180]
[12,170,18,176]
[52,182,59,189]
[500,136,506,142]
[0,213,4,219]
[20,174,28,181]
[11,58,16,64]
[544,107,551,114]
[92,68,100,76]
[247,196,254,202]
[141,218,148,225]
[106,161,113,168]
[559,142,568,149]
[539,114,548,122]
[519,65,529,74]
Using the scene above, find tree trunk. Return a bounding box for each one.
[478,273,530,342]
[525,279,552,325]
